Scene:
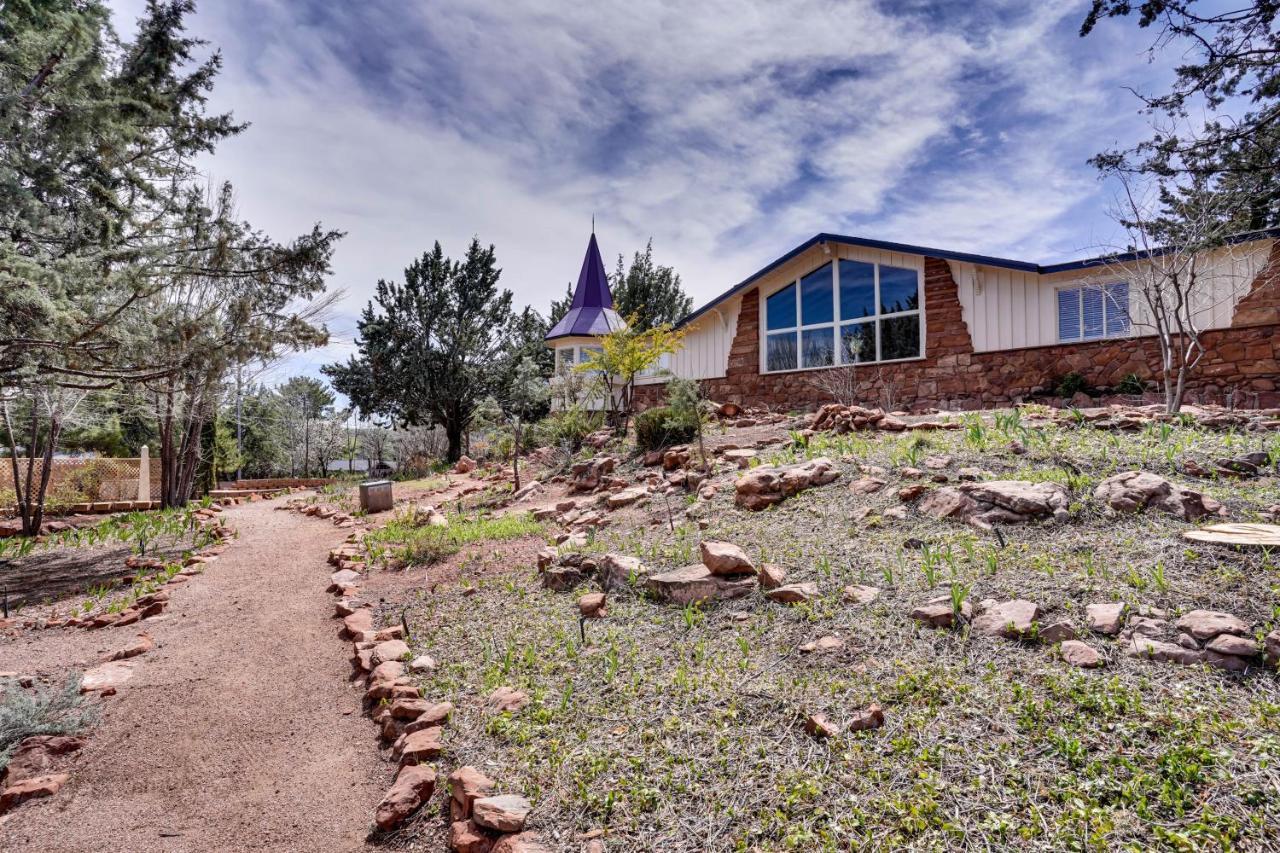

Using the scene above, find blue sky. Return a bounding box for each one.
[107,0,1173,388]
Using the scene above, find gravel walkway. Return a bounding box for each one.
[0,496,386,852]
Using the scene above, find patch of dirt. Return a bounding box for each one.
[0,495,387,852]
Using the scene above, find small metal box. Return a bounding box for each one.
[359,479,394,513]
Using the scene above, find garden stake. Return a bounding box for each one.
[992,525,1006,549]
[401,608,411,641]
[578,615,587,644]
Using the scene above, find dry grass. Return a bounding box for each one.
[382,413,1280,851]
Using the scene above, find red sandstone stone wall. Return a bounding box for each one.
[636,247,1280,411]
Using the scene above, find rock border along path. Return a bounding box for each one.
[0,494,385,853]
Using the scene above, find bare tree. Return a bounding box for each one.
[803,364,862,406]
[361,427,392,470]
[1,385,90,535]
[1091,174,1256,413]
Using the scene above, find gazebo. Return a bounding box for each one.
[545,233,623,399]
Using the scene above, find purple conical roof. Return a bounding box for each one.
[547,233,623,340]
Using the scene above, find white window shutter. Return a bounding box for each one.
[1057,288,1080,341]
[1082,287,1104,339]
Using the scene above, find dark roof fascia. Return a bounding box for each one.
[677,228,1280,329]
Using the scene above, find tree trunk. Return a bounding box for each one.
[29,418,62,536]
[445,420,464,463]
[512,421,522,491]
[303,417,311,478]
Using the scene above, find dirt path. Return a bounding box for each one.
[0,496,387,853]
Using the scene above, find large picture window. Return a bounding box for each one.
[763,259,922,373]
[1057,283,1129,342]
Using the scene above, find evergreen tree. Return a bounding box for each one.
[610,240,692,331]
[324,240,515,463]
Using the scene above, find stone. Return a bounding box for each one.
[1094,471,1224,520]
[1183,523,1280,548]
[407,703,453,731]
[541,566,584,592]
[847,704,885,732]
[570,456,616,492]
[487,686,530,713]
[371,640,411,667]
[450,819,494,853]
[1206,633,1258,657]
[898,484,928,502]
[342,609,374,640]
[1086,602,1126,635]
[106,632,154,661]
[698,540,756,576]
[1128,637,1205,666]
[920,480,1070,528]
[597,553,647,591]
[374,764,436,830]
[1205,651,1251,672]
[454,455,477,473]
[799,635,844,654]
[491,833,551,853]
[449,766,496,818]
[329,568,361,590]
[389,697,430,720]
[79,660,135,693]
[758,564,787,590]
[882,506,907,520]
[645,564,756,605]
[0,773,69,813]
[911,596,972,628]
[578,592,607,618]
[1266,629,1280,666]
[2,736,83,783]
[766,582,819,605]
[473,794,533,833]
[924,454,953,470]
[605,486,648,509]
[848,476,886,495]
[734,457,840,510]
[396,727,444,765]
[804,713,838,738]
[842,584,880,605]
[1038,621,1077,644]
[972,599,1039,639]
[408,655,436,673]
[535,547,557,570]
[1059,640,1102,668]
[1175,609,1249,641]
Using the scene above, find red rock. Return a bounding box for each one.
[79,660,135,693]
[758,564,787,590]
[404,702,453,732]
[1086,602,1126,635]
[804,713,837,738]
[371,640,410,667]
[449,765,496,818]
[1175,609,1249,641]
[897,484,928,502]
[910,597,972,628]
[698,541,756,576]
[1059,640,1102,668]
[766,582,819,605]
[799,635,844,654]
[848,476,886,495]
[491,832,551,853]
[374,763,436,830]
[396,727,444,765]
[106,632,153,661]
[1206,633,1258,657]
[848,704,885,732]
[2,736,84,782]
[0,773,69,813]
[645,564,755,605]
[450,819,495,853]
[486,686,530,713]
[342,610,374,640]
[972,599,1039,639]
[1038,621,1077,644]
[1128,637,1205,666]
[473,794,532,833]
[842,584,880,604]
[578,592,607,618]
[389,697,430,720]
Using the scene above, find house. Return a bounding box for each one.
[548,229,1280,412]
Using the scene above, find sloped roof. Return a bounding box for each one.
[547,233,624,340]
[677,228,1280,329]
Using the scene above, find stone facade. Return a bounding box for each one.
[637,243,1280,411]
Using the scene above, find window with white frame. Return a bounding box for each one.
[1057,283,1130,342]
[764,259,922,373]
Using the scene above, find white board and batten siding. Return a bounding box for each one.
[950,238,1273,354]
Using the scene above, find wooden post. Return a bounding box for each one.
[138,445,151,503]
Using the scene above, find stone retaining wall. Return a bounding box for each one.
[636,244,1280,412]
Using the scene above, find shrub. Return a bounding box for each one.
[634,405,697,451]
[1,674,98,772]
[1116,372,1145,396]
[535,406,602,453]
[1054,372,1088,398]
